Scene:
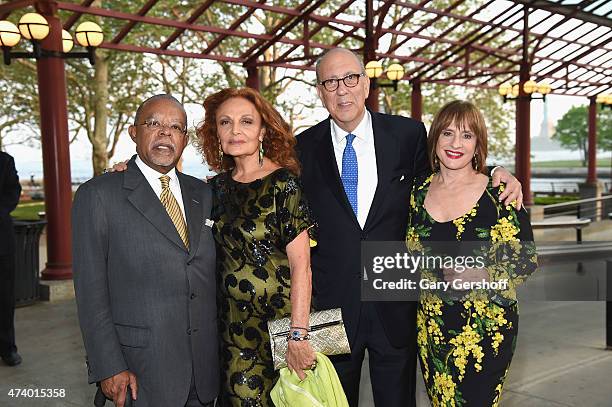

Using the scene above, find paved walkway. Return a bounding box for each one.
[1,299,610,406]
[1,221,610,406]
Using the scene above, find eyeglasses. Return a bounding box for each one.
[137,119,187,137]
[318,73,366,92]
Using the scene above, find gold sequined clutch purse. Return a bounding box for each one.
[267,308,351,370]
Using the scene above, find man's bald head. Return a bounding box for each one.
[128,94,189,174]
[134,94,186,126]
[315,48,365,82]
[314,47,370,133]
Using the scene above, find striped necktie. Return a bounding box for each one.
[341,133,358,217]
[159,175,189,250]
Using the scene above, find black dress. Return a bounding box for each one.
[407,174,537,407]
[211,168,316,407]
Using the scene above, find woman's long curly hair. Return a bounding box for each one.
[195,87,300,175]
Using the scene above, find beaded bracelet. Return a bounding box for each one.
[286,334,310,341]
[289,326,310,331]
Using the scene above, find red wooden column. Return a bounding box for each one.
[364,0,379,112]
[411,79,422,121]
[515,6,533,206]
[37,1,73,280]
[366,81,380,112]
[246,66,259,90]
[515,79,532,206]
[586,96,597,184]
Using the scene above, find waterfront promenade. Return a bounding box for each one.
[1,221,611,406]
[1,299,609,406]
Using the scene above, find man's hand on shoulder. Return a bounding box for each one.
[491,166,523,209]
[101,370,138,407]
[104,160,129,174]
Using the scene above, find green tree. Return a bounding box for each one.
[0,2,157,174]
[60,0,162,175]
[552,105,612,166]
[0,60,40,150]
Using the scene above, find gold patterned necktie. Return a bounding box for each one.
[159,175,189,250]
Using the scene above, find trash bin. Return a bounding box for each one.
[13,220,46,307]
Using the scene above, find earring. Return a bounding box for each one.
[473,154,479,171]
[218,141,224,163]
[434,156,440,170]
[259,141,264,167]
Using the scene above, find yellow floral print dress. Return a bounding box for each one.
[407,174,538,407]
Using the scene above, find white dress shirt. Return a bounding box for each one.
[330,111,378,228]
[135,156,187,222]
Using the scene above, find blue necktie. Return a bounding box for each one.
[341,133,358,217]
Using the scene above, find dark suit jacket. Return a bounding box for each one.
[0,152,21,256]
[296,111,428,348]
[72,158,219,406]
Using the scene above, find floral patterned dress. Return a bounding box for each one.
[210,168,316,407]
[406,174,537,407]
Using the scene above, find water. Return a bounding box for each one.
[13,149,610,193]
[14,155,214,184]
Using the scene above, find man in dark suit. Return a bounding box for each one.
[0,151,22,367]
[73,95,218,407]
[296,48,522,406]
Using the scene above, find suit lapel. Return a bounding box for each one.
[363,111,397,232]
[178,173,203,261]
[124,158,188,252]
[315,118,361,230]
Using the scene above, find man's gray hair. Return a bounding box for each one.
[315,48,366,82]
[134,94,186,125]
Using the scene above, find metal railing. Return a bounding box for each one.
[541,195,612,220]
[531,195,612,242]
[533,180,611,196]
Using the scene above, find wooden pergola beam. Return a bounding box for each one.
[396,0,611,53]
[159,0,216,50]
[55,2,329,50]
[463,12,565,86]
[0,0,35,15]
[203,0,262,54]
[536,34,612,81]
[111,0,160,44]
[386,0,475,55]
[406,1,519,78]
[100,42,243,63]
[243,0,327,64]
[511,0,612,28]
[0,0,606,96]
[63,0,95,30]
[239,0,315,60]
[274,0,356,65]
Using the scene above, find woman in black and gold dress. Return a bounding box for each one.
[406,101,537,406]
[196,88,317,406]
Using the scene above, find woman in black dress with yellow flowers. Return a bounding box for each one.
[406,101,537,406]
[196,88,317,406]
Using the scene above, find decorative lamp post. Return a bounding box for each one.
[0,20,21,45]
[61,29,73,53]
[365,60,405,91]
[18,12,50,41]
[1,10,104,280]
[365,60,383,79]
[596,94,612,110]
[498,80,550,103]
[0,13,103,65]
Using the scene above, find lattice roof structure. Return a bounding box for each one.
[1,0,610,97]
